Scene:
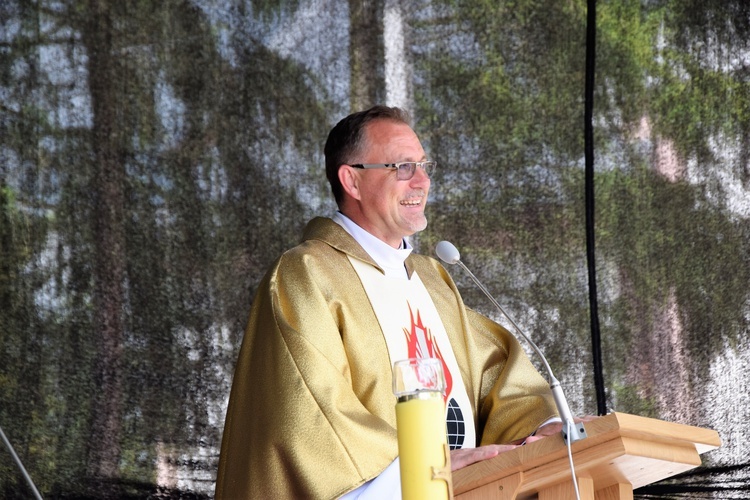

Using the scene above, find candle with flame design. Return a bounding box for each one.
[393,358,452,500]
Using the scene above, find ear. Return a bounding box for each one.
[338,165,363,201]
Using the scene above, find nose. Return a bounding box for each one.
[410,163,431,187]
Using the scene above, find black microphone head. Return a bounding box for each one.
[435,240,461,265]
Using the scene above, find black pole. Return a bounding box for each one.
[585,0,607,416]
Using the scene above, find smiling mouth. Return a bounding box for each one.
[401,198,423,207]
[401,190,425,207]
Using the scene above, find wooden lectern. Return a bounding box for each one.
[452,412,721,499]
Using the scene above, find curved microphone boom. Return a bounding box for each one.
[435,240,587,445]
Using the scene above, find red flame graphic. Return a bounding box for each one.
[403,302,453,402]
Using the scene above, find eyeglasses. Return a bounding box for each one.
[350,161,436,180]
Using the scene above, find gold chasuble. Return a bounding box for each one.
[215,217,557,499]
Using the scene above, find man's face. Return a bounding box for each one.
[349,119,430,247]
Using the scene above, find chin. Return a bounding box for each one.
[407,219,428,234]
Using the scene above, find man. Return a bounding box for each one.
[215,106,561,499]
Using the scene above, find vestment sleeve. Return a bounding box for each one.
[466,309,559,445]
[215,247,398,499]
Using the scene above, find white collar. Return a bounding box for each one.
[332,212,412,280]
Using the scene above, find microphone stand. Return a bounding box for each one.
[1,423,43,499]
[436,241,587,445]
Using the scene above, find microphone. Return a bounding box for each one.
[435,240,587,445]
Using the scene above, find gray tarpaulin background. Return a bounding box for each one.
[1,1,748,498]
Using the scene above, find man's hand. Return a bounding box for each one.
[450,444,518,471]
[450,416,600,470]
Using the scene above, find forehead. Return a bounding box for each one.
[362,120,424,159]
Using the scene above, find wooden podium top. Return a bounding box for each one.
[452,412,721,499]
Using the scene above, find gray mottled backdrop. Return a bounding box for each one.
[1,0,748,498]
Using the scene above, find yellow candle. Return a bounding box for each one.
[395,391,451,500]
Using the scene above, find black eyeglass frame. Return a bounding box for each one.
[349,161,436,180]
